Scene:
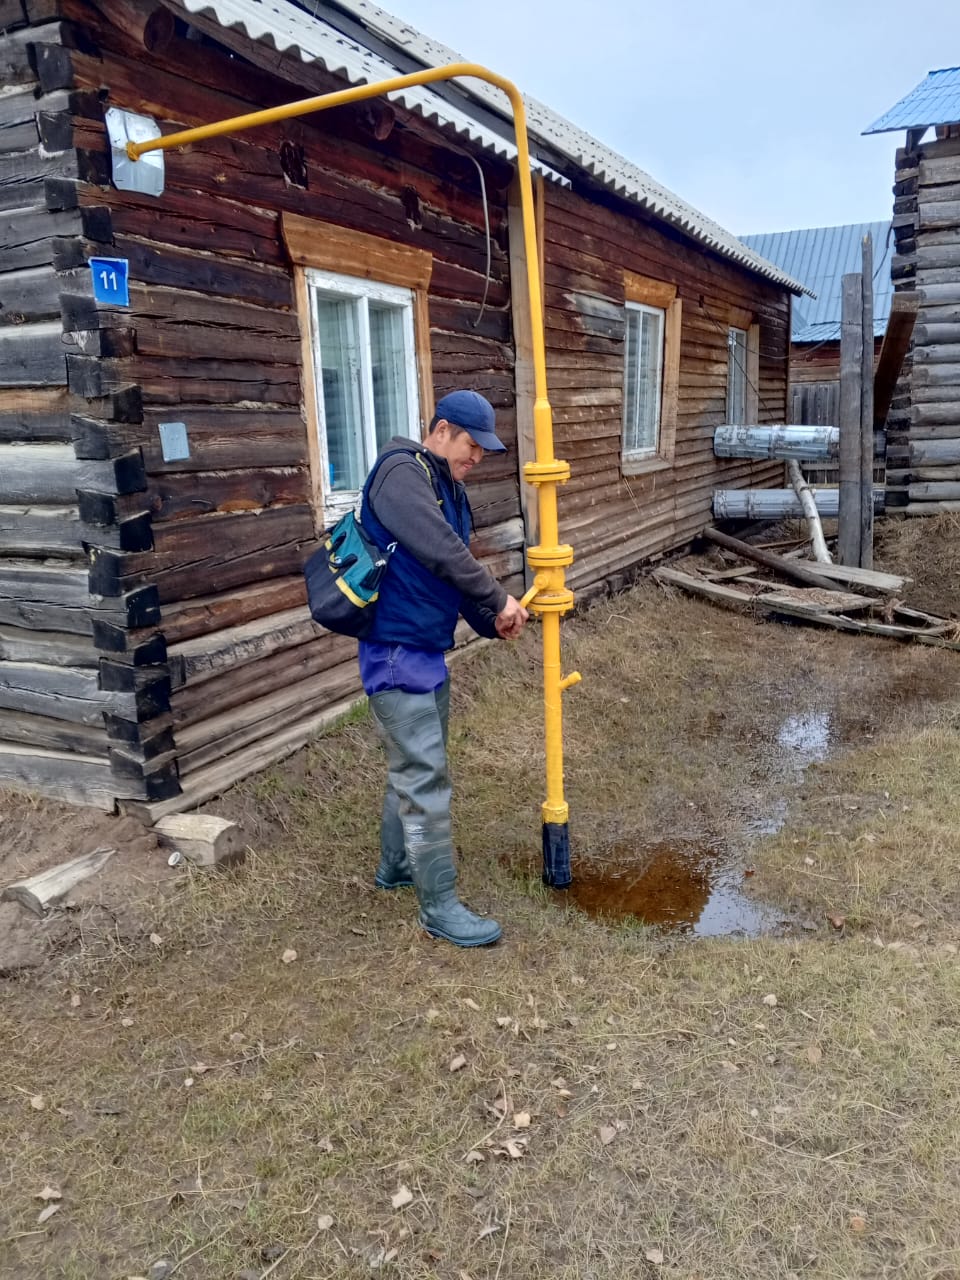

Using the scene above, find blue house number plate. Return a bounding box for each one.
[89,257,130,306]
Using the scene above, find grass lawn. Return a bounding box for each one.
[2,544,960,1279]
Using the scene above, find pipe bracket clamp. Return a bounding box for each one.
[524,460,571,485]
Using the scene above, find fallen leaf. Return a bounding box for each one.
[494,1140,525,1159]
[645,1246,664,1264]
[425,1008,442,1023]
[191,1061,211,1075]
[29,1095,44,1111]
[803,856,815,866]
[476,1223,501,1241]
[513,1111,531,1129]
[599,1125,618,1146]
[495,1015,512,1028]
[281,948,298,964]
[391,1185,414,1210]
[120,1017,134,1028]
[36,1186,61,1201]
[69,993,81,1008]
[149,933,163,947]
[37,1202,60,1225]
[762,993,778,1007]
[462,998,481,1011]
[183,1077,194,1088]
[449,1054,467,1073]
[551,1076,567,1088]
[849,1214,867,1234]
[827,914,846,931]
[806,1044,823,1065]
[720,1060,739,1073]
[463,1149,485,1164]
[317,1214,334,1230]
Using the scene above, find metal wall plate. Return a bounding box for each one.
[158,422,190,462]
[106,107,164,196]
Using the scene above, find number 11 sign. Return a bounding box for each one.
[89,257,130,307]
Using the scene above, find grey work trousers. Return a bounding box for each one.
[370,679,452,857]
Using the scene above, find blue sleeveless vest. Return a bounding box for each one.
[360,446,473,652]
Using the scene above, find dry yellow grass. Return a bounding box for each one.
[2,578,960,1279]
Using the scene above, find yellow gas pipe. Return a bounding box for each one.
[127,63,580,879]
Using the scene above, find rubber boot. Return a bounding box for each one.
[374,788,413,889]
[405,815,501,947]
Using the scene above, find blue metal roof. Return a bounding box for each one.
[739,222,893,343]
[864,66,960,134]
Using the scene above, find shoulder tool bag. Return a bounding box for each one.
[304,511,395,639]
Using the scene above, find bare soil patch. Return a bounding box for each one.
[1,515,960,1279]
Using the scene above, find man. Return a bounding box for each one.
[359,389,529,947]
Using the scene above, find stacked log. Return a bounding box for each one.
[886,128,960,513]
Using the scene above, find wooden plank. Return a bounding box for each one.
[159,575,307,645]
[700,527,846,591]
[0,742,115,809]
[788,561,910,593]
[0,659,134,725]
[0,705,107,753]
[874,292,917,429]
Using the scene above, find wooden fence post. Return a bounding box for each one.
[838,272,864,566]
[860,233,875,569]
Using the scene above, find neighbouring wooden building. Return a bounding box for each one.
[741,222,893,429]
[865,67,960,514]
[0,0,803,816]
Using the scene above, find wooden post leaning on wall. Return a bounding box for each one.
[837,272,864,567]
[859,233,875,569]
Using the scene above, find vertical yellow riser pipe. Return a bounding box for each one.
[127,62,580,884]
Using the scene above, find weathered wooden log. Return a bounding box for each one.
[909,438,960,465]
[860,233,875,569]
[913,343,960,364]
[0,504,83,556]
[701,527,844,591]
[713,424,839,461]
[908,481,960,500]
[154,814,244,865]
[712,488,884,520]
[0,444,146,504]
[1,846,115,915]
[919,201,960,230]
[838,272,863,566]
[902,500,960,514]
[787,460,831,563]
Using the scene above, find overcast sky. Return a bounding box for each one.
[385,0,960,236]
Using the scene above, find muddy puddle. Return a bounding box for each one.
[551,707,838,938]
[560,841,782,937]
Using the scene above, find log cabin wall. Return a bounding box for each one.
[886,128,960,515]
[0,0,158,807]
[1,0,522,815]
[539,182,790,593]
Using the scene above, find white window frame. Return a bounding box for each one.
[305,267,421,523]
[727,326,749,424]
[622,300,666,462]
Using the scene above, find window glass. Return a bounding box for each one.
[727,327,748,424]
[306,271,419,518]
[623,303,664,457]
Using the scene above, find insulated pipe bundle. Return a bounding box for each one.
[713,425,840,461]
[713,489,886,521]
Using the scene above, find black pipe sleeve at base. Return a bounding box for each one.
[542,822,572,888]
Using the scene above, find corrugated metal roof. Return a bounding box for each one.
[864,66,960,134]
[173,0,807,296]
[739,222,893,343]
[176,0,564,180]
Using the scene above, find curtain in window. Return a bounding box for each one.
[624,305,664,455]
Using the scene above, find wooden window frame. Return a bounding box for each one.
[726,306,760,424]
[282,213,434,528]
[621,270,681,476]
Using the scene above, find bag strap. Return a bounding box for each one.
[365,445,441,519]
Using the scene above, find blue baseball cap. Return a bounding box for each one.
[435,389,506,453]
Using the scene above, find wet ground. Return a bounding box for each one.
[550,705,836,938]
